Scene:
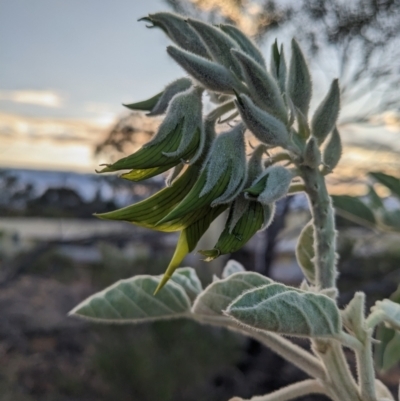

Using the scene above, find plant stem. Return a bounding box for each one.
[230,379,328,401]
[195,315,325,380]
[313,340,361,400]
[300,165,337,289]
[355,330,377,401]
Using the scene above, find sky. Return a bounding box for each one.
[0,0,399,190]
[0,0,182,171]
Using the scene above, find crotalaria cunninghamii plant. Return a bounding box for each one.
[70,12,400,401]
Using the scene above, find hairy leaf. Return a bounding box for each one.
[70,275,191,323]
[222,260,246,278]
[169,267,203,302]
[226,284,341,338]
[192,272,272,316]
[371,299,400,330]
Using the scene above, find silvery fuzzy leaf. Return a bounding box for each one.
[303,137,321,168]
[245,165,293,205]
[232,49,287,123]
[142,12,209,58]
[295,221,315,284]
[311,79,340,144]
[167,46,240,94]
[69,275,191,323]
[371,299,400,331]
[342,292,365,335]
[219,23,265,68]
[147,77,193,116]
[235,94,290,148]
[287,39,312,117]
[222,260,246,278]
[186,19,242,78]
[322,127,342,172]
[192,272,272,316]
[168,267,203,302]
[226,283,341,338]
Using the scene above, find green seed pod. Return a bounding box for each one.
[219,23,265,68]
[246,165,293,205]
[303,137,321,168]
[322,127,342,173]
[140,12,209,58]
[287,39,312,117]
[311,79,340,144]
[98,87,203,173]
[158,123,247,224]
[186,19,242,78]
[167,46,240,94]
[270,40,287,94]
[235,94,290,148]
[231,49,287,123]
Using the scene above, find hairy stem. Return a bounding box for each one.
[230,379,328,401]
[195,316,325,380]
[355,331,377,401]
[300,165,337,289]
[313,340,361,400]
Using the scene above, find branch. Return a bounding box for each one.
[194,315,326,380]
[229,379,328,401]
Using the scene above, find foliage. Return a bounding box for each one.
[69,12,400,401]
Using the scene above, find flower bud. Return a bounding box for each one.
[232,49,287,123]
[270,40,287,94]
[140,12,208,58]
[186,19,242,78]
[311,79,340,144]
[322,127,342,173]
[235,94,290,148]
[303,137,321,168]
[219,23,265,68]
[98,87,203,173]
[287,39,312,117]
[245,165,293,205]
[198,200,275,261]
[148,77,193,116]
[158,122,247,224]
[167,46,240,94]
[124,77,192,116]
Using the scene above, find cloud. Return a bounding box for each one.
[0,90,64,108]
